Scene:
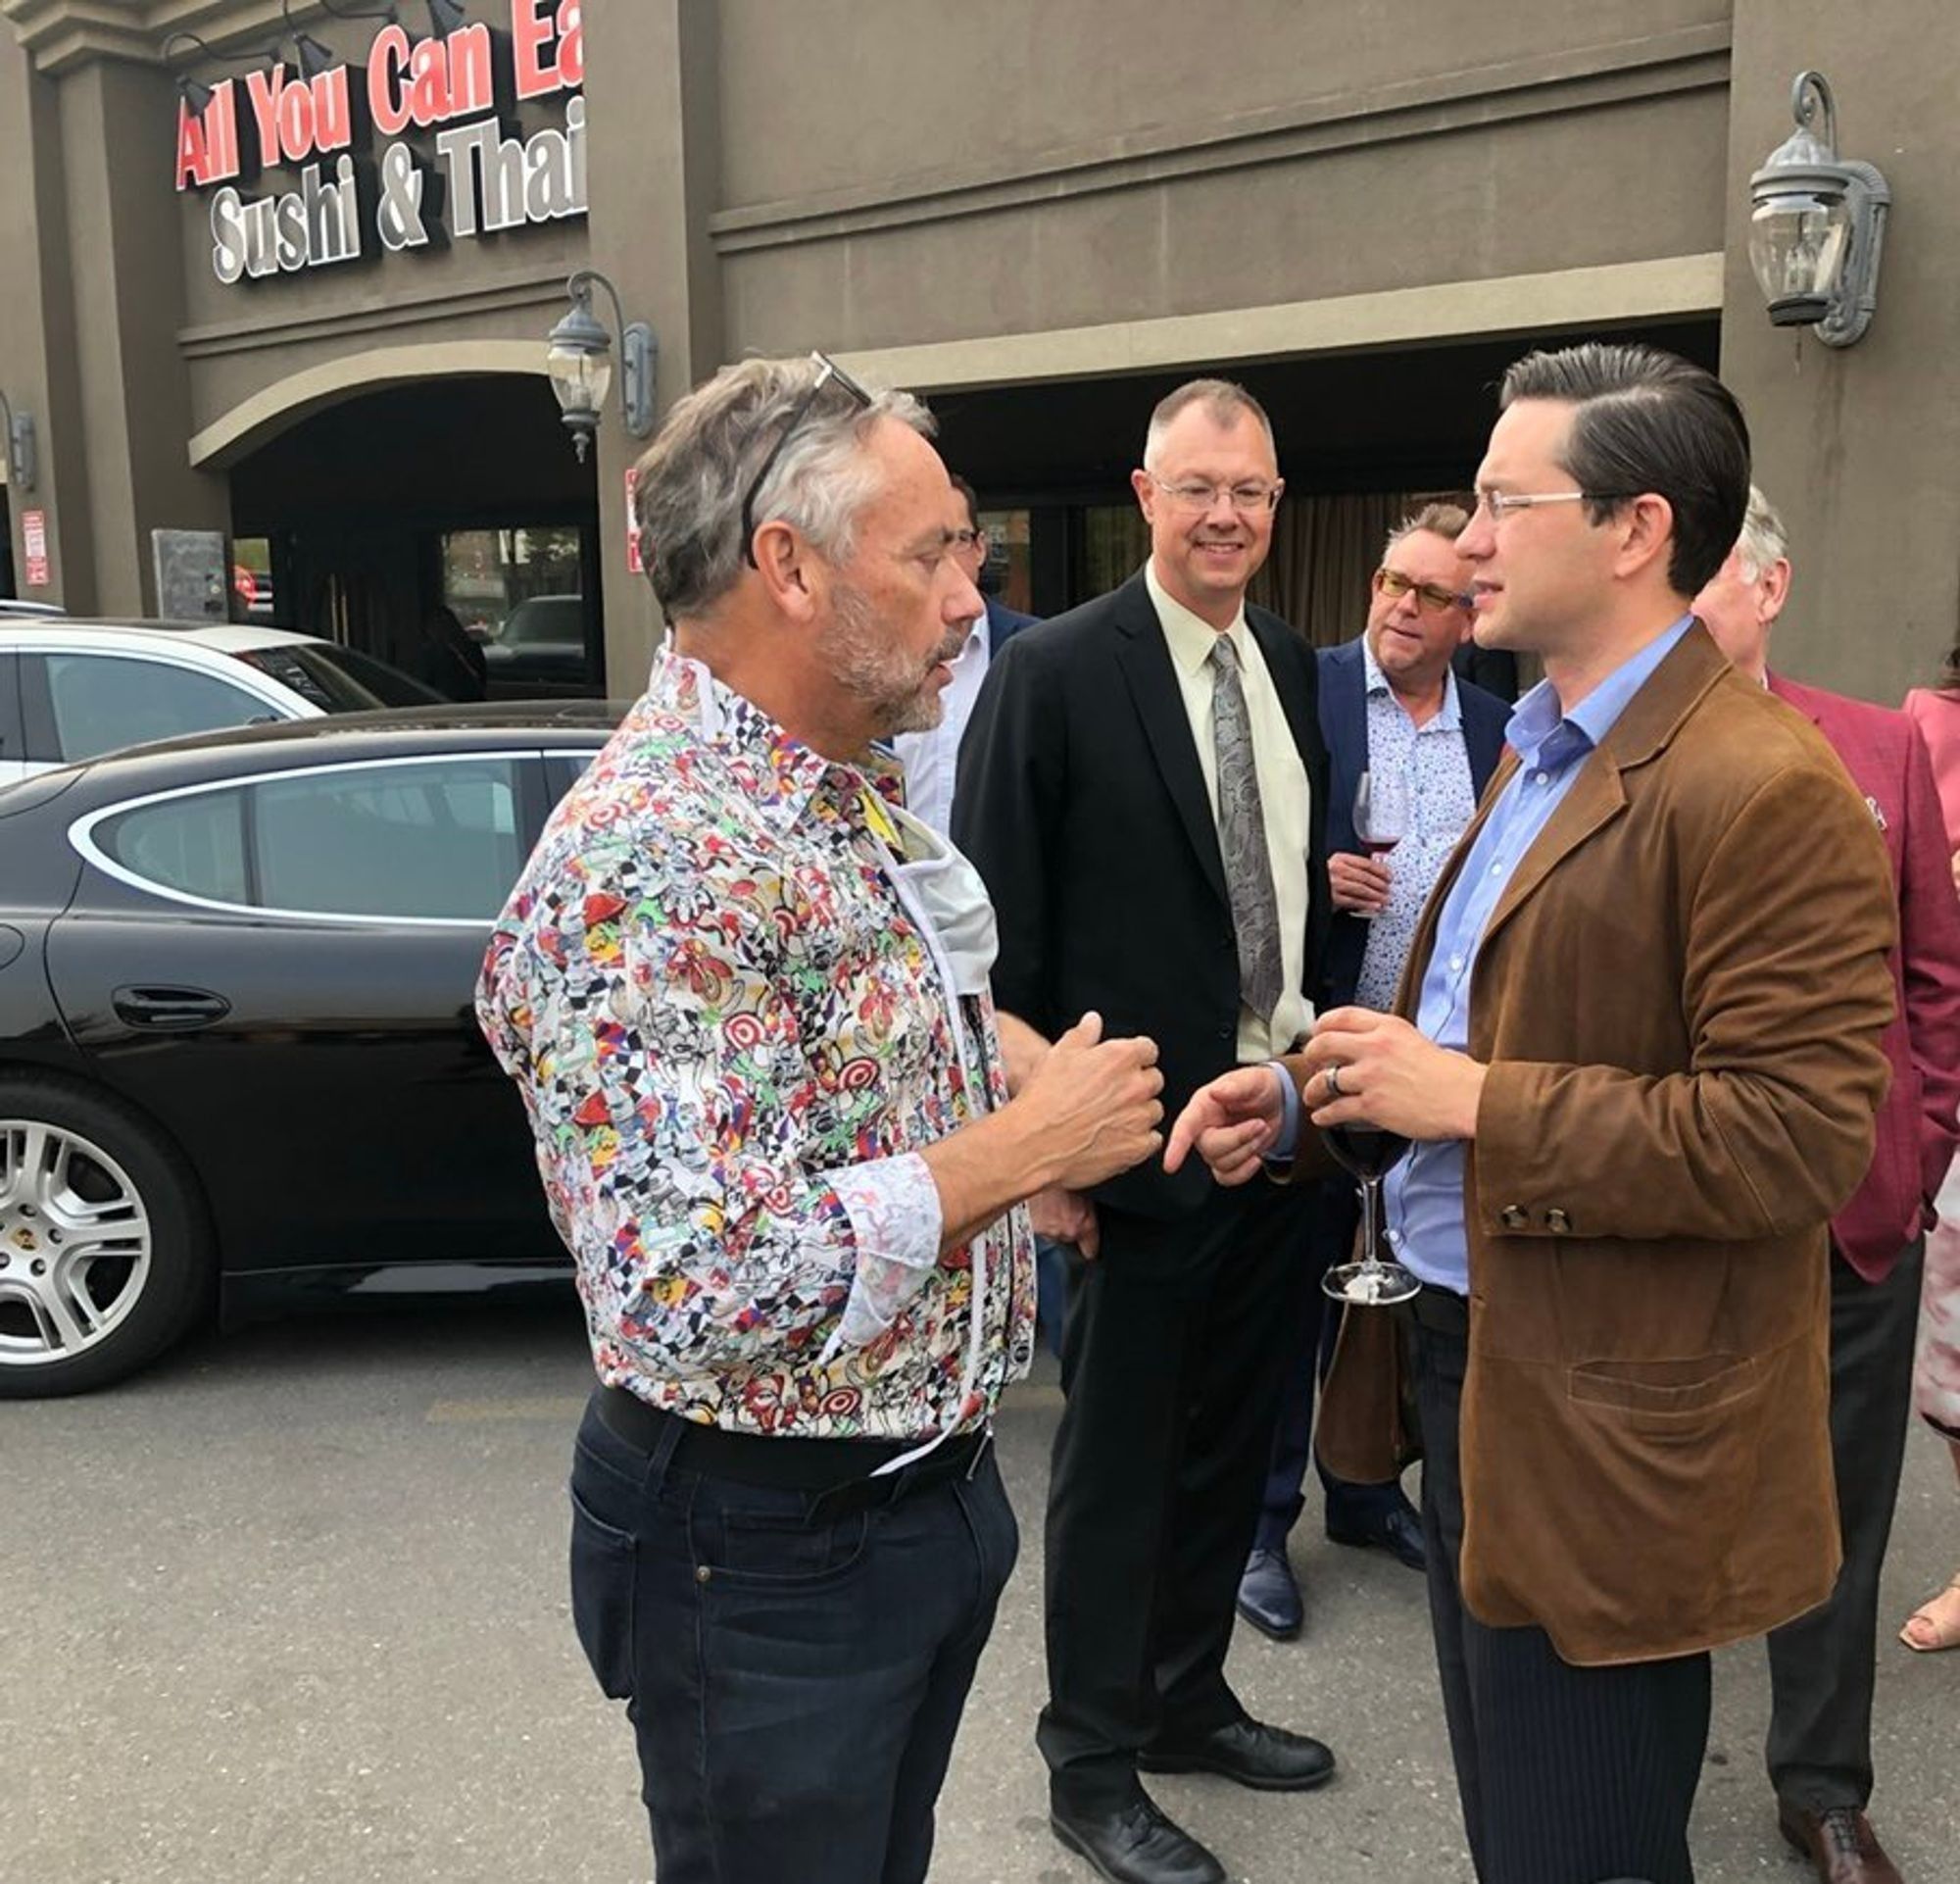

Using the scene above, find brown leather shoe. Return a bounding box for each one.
[1777,1802,1903,1884]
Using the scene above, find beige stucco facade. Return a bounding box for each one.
[0,0,1950,701]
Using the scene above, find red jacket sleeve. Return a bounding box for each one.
[1898,721,1960,1205]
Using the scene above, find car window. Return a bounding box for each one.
[94,790,249,904]
[500,597,586,648]
[544,751,597,803]
[0,651,22,767]
[235,643,443,711]
[252,759,523,919]
[44,652,280,762]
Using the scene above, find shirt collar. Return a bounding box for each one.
[1360,630,1463,731]
[646,647,890,833]
[1503,614,1695,768]
[1147,561,1247,677]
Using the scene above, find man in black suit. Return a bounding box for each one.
[956,379,1336,1884]
[1237,505,1511,1641]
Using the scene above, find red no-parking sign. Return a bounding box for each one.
[22,509,50,586]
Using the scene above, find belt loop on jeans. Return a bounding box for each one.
[641,1392,688,1489]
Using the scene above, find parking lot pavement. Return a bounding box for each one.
[6,1292,1956,1884]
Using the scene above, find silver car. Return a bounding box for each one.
[0,616,441,786]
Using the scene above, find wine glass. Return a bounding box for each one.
[1350,768,1408,919]
[1320,1123,1420,1306]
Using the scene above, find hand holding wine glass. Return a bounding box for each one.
[1301,1009,1491,1307]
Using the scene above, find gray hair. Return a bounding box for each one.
[1735,484,1788,583]
[632,356,933,618]
[1142,377,1276,471]
[1383,501,1471,562]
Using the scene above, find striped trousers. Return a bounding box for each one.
[1411,1295,1711,1884]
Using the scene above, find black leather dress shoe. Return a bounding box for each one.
[1327,1501,1427,1572]
[1138,1715,1337,1792]
[1049,1794,1226,1884]
[1235,1546,1303,1639]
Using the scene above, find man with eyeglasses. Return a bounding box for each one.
[1236,503,1510,1643]
[477,355,1168,1884]
[1167,343,1898,1884]
[1693,486,1960,1884]
[892,474,1039,837]
[957,377,1336,1884]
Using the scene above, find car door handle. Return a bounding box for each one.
[112,985,232,1031]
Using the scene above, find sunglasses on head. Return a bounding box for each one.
[739,353,876,567]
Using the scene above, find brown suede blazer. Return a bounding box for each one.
[1296,625,1897,1666]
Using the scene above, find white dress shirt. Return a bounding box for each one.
[894,612,991,837]
[1146,563,1315,1061]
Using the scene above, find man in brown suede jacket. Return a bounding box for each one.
[1168,342,1896,1884]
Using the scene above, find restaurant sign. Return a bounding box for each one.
[173,0,584,286]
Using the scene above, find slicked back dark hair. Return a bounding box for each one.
[949,472,981,534]
[1498,343,1750,597]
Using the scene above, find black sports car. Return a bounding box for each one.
[0,704,623,1396]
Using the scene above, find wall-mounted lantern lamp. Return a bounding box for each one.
[0,389,36,493]
[161,31,217,115]
[162,28,282,114]
[281,0,343,81]
[1748,71,1890,348]
[545,271,657,462]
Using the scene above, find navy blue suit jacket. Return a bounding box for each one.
[985,595,1039,658]
[1316,635,1509,1010]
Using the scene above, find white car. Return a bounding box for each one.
[0,616,441,786]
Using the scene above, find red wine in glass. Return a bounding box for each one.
[1321,1122,1421,1306]
[1325,1124,1410,1181]
[1351,768,1407,916]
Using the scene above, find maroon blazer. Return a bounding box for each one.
[1772,672,1960,1279]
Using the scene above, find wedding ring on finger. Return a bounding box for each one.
[1325,1064,1345,1100]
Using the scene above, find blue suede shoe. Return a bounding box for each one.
[1235,1546,1302,1640]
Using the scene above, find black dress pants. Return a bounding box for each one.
[1412,1293,1711,1884]
[1766,1240,1925,1812]
[1038,1175,1319,1808]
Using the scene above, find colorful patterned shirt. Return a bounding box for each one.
[477,651,1035,1440]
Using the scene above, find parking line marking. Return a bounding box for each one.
[426,1395,588,1423]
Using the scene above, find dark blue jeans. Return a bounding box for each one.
[567,1393,1019,1884]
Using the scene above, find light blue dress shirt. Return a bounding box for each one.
[1274,616,1696,1296]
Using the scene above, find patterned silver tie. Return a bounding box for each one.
[1208,635,1285,1022]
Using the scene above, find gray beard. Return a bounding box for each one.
[822,579,951,737]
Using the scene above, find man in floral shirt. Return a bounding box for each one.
[478,355,1165,1884]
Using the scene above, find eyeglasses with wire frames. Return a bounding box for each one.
[739,353,876,567]
[1374,568,1471,615]
[1470,487,1634,523]
[1148,473,1283,516]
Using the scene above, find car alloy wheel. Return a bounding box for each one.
[0,1119,152,1364]
[0,1077,212,1396]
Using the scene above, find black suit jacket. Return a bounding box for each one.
[955,570,1331,1219]
[1316,636,1510,1010]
